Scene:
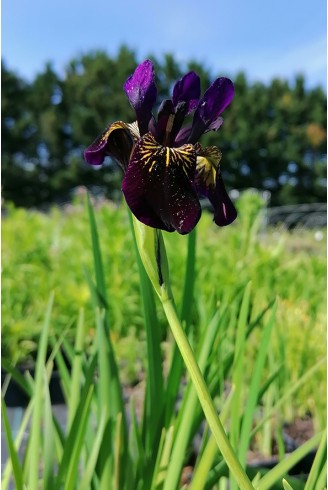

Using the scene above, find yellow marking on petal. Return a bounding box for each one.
[135,132,196,177]
[196,145,222,188]
[99,121,129,145]
[166,114,175,133]
[166,148,170,167]
[127,121,140,140]
[196,156,217,187]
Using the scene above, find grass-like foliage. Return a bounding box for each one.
[1,191,326,489]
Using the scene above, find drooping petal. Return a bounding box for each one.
[195,145,237,226]
[195,145,221,191]
[124,60,157,136]
[188,77,234,143]
[211,172,237,226]
[172,71,201,114]
[122,133,201,234]
[84,121,134,170]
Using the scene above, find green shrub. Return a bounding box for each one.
[2,191,326,422]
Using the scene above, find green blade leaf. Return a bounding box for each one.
[304,428,327,490]
[180,228,196,327]
[257,432,323,490]
[238,301,276,465]
[54,354,97,490]
[64,387,94,490]
[28,292,54,490]
[80,409,108,490]
[86,193,108,314]
[1,359,33,399]
[128,210,164,457]
[68,309,86,430]
[43,369,55,490]
[1,398,24,490]
[282,479,295,490]
[1,400,34,490]
[230,282,252,490]
[250,357,326,439]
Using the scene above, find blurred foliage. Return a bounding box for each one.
[2,47,327,207]
[2,192,326,421]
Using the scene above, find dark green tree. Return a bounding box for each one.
[2,49,326,208]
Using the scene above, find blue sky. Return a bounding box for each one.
[2,0,327,89]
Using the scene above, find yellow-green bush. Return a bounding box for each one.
[2,193,326,421]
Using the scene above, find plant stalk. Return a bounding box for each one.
[161,291,254,490]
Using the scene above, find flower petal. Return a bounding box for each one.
[195,146,237,226]
[208,116,224,132]
[174,126,193,146]
[195,145,221,191]
[124,60,157,136]
[189,77,234,143]
[209,172,237,226]
[84,121,134,170]
[172,71,201,114]
[155,99,175,145]
[122,133,201,234]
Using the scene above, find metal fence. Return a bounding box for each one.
[264,203,327,229]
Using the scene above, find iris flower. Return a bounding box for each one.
[84,60,237,234]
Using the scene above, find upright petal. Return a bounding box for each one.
[189,77,234,143]
[122,133,201,234]
[155,99,175,145]
[84,121,134,170]
[208,116,224,132]
[124,60,157,136]
[174,125,193,147]
[156,100,189,147]
[172,71,201,114]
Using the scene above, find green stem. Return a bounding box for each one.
[161,291,254,490]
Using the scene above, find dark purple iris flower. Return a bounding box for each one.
[84,60,237,234]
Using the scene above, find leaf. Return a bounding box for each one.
[257,432,323,490]
[238,301,276,466]
[304,428,327,490]
[28,292,54,490]
[1,359,34,399]
[54,354,97,490]
[1,398,24,490]
[68,309,86,430]
[230,282,252,490]
[1,401,34,490]
[87,193,108,314]
[282,479,295,490]
[128,214,164,468]
[79,409,107,490]
[43,369,55,490]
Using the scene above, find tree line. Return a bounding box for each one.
[2,46,326,208]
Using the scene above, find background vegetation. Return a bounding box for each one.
[2,192,326,426]
[1,48,326,487]
[2,46,327,208]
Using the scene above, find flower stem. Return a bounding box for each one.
[161,291,254,490]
